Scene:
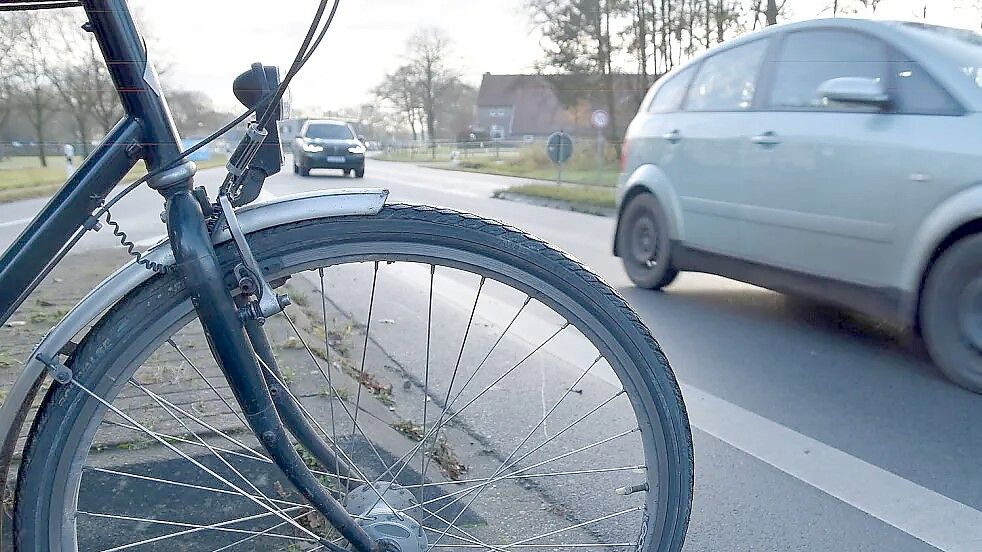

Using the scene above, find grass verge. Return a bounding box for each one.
[0,155,228,204]
[496,183,616,209]
[442,162,619,187]
[379,143,620,187]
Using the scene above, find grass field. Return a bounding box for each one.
[498,182,616,209]
[0,154,228,204]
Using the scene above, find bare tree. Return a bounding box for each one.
[374,65,422,141]
[45,11,103,156]
[765,0,779,24]
[828,0,882,16]
[7,12,59,167]
[406,28,457,147]
[83,38,124,132]
[0,13,22,148]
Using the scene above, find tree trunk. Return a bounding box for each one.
[636,0,649,86]
[75,116,90,157]
[407,110,417,141]
[704,0,712,48]
[602,1,620,156]
[716,0,725,42]
[765,0,778,25]
[32,89,47,167]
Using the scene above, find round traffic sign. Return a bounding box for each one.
[591,109,609,129]
[546,132,573,165]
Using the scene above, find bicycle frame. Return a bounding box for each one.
[0,2,378,549]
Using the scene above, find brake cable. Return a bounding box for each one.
[90,0,341,274]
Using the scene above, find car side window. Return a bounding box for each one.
[891,60,962,115]
[684,39,769,111]
[648,66,696,113]
[767,30,887,111]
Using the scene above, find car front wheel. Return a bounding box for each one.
[921,233,982,393]
[617,193,678,290]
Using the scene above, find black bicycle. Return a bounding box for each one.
[0,1,693,550]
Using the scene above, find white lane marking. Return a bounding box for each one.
[684,383,982,551]
[0,217,33,229]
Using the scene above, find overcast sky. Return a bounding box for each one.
[130,0,977,113]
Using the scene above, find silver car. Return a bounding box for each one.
[615,19,982,392]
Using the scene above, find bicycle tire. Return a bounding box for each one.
[16,204,693,551]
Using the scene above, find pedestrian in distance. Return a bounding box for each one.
[63,143,75,177]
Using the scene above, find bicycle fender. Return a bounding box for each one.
[0,188,388,512]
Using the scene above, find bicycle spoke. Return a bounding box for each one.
[318,267,343,495]
[373,318,566,488]
[84,467,306,509]
[373,293,531,488]
[505,506,642,548]
[279,308,391,474]
[208,509,312,552]
[419,264,435,498]
[416,504,508,552]
[254,353,405,519]
[166,338,249,429]
[124,380,270,463]
[418,424,637,519]
[69,378,321,541]
[78,507,310,552]
[128,380,295,526]
[419,275,485,495]
[350,261,380,453]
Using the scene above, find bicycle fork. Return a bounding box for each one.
[164,185,378,552]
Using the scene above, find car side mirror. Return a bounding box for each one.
[818,77,890,108]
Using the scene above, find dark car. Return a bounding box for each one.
[292,119,366,178]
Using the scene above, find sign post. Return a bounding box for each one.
[591,109,610,186]
[546,131,574,185]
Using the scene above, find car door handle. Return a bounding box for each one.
[662,130,682,144]
[751,131,780,146]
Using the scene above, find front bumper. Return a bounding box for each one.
[298,151,365,170]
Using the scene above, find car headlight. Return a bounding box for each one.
[348,144,366,154]
[302,142,323,153]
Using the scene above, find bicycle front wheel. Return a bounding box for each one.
[16,204,693,551]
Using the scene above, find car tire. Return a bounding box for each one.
[355,168,365,178]
[617,193,678,290]
[921,233,982,393]
[299,165,310,177]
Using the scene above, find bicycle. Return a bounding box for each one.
[0,1,693,550]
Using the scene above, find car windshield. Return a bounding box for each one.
[304,123,353,140]
[900,22,982,89]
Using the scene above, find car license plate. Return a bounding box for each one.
[326,156,345,163]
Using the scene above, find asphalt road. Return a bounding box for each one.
[2,157,980,551]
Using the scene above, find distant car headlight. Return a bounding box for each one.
[302,142,323,153]
[348,144,366,154]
